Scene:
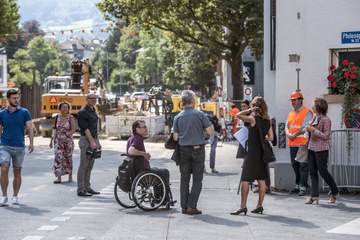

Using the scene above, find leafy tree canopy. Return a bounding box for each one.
[97,0,263,99]
[0,0,20,37]
[9,37,64,85]
[5,20,43,60]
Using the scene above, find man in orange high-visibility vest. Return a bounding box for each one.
[286,90,313,196]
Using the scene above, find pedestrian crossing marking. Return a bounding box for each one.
[38,225,58,231]
[327,218,360,235]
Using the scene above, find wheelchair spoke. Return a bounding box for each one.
[132,172,166,211]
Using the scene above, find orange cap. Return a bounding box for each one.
[290,90,303,100]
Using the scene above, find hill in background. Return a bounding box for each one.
[18,0,110,40]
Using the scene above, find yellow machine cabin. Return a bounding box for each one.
[40,60,91,137]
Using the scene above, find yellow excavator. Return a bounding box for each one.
[39,59,91,137]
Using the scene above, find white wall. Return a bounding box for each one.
[0,54,7,88]
[264,0,360,189]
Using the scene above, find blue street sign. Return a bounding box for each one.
[342,31,360,44]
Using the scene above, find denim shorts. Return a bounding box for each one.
[0,145,26,169]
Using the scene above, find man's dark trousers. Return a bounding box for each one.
[179,146,205,209]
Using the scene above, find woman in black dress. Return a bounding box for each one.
[230,96,273,215]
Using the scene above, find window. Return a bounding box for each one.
[330,48,360,66]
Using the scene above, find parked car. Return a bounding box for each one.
[130,92,149,100]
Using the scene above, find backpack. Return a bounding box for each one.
[117,157,135,192]
[117,156,144,192]
[271,117,277,146]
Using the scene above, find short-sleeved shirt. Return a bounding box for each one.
[126,133,150,170]
[77,104,98,138]
[173,107,211,146]
[0,106,32,147]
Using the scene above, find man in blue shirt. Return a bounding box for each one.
[0,89,34,206]
[173,90,213,215]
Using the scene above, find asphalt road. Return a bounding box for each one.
[0,136,359,240]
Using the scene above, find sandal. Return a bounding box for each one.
[53,178,61,184]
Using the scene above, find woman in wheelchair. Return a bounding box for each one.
[124,120,176,209]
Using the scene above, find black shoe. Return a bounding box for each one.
[87,189,100,195]
[77,190,92,197]
[230,207,247,216]
[251,206,264,214]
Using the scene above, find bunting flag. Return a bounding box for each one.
[0,22,127,42]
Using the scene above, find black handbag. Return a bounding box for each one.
[257,118,276,163]
[165,133,178,150]
[262,141,276,163]
[165,133,180,165]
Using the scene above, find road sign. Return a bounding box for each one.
[244,86,252,101]
[342,31,360,44]
[49,96,57,103]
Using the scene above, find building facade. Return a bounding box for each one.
[264,0,360,190]
[0,53,7,88]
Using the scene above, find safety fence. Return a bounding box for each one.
[324,129,360,191]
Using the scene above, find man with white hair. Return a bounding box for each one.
[173,90,213,215]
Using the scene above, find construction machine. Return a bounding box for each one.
[39,59,91,137]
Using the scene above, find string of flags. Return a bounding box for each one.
[0,22,137,42]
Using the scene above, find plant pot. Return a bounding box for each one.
[323,94,344,104]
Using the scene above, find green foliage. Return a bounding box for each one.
[97,0,263,99]
[8,37,64,86]
[4,20,43,60]
[0,0,20,36]
[8,49,36,85]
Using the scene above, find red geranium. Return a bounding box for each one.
[327,59,360,127]
[327,59,360,95]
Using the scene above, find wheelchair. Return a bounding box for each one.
[114,156,176,211]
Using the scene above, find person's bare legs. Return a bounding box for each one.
[12,168,22,197]
[256,180,266,207]
[240,181,250,208]
[68,172,72,182]
[1,164,10,197]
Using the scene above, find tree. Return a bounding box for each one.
[0,0,20,37]
[27,37,61,83]
[8,49,36,85]
[8,37,63,86]
[5,20,43,61]
[97,0,263,99]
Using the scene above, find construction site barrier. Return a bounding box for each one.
[324,129,360,191]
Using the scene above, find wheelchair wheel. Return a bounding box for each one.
[114,178,137,209]
[131,171,166,211]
